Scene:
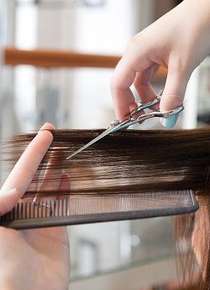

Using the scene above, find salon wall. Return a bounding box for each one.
[0,1,17,138]
[71,257,177,290]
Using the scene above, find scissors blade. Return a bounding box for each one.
[66,127,114,160]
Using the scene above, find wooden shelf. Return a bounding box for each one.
[4,47,120,69]
[4,47,166,81]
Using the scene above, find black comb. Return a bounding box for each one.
[0,189,198,230]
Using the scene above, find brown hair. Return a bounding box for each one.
[3,128,210,195]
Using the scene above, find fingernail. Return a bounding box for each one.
[39,122,55,131]
[129,103,137,113]
[160,113,179,128]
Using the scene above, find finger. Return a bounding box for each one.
[111,39,154,121]
[111,59,137,121]
[0,122,54,215]
[134,64,159,105]
[26,173,70,244]
[37,154,59,194]
[38,148,68,196]
[160,62,190,128]
[58,173,70,193]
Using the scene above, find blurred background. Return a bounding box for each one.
[0,0,209,289]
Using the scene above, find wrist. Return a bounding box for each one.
[183,0,210,32]
[181,0,210,56]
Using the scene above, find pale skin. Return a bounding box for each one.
[111,0,210,122]
[0,123,70,290]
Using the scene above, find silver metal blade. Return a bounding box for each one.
[66,127,113,160]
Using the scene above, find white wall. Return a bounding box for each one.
[70,0,154,128]
[71,257,177,290]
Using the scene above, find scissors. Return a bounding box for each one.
[66,96,184,160]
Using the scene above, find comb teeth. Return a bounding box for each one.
[0,198,66,226]
[0,190,199,230]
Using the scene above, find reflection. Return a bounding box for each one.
[191,196,210,288]
[77,237,99,276]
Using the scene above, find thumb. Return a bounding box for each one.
[160,65,190,128]
[0,188,22,215]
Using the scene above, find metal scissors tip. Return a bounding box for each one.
[66,96,183,160]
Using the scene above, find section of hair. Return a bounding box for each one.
[191,196,210,290]
[2,128,210,196]
[175,213,198,288]
[175,196,210,290]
